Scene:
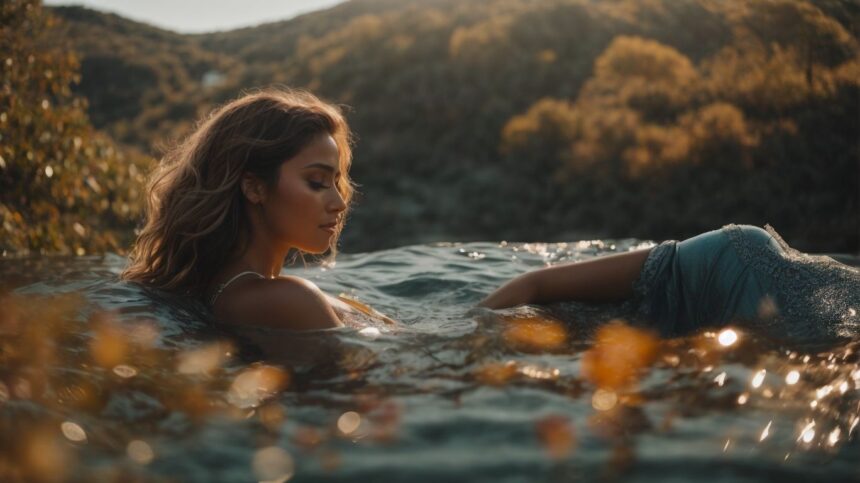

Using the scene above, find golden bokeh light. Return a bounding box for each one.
[177,342,231,377]
[89,315,128,368]
[474,361,518,386]
[227,365,290,409]
[581,321,659,390]
[127,440,155,465]
[252,446,294,483]
[535,415,576,459]
[25,430,73,483]
[337,411,362,436]
[292,426,324,450]
[592,389,618,411]
[502,316,568,353]
[259,403,287,432]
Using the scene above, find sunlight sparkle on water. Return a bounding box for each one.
[799,422,816,443]
[60,421,87,443]
[358,327,381,340]
[751,369,766,388]
[785,370,800,385]
[828,428,840,446]
[714,372,726,386]
[760,421,772,441]
[520,365,560,380]
[113,364,138,378]
[717,329,738,346]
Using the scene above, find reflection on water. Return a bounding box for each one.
[0,242,858,482]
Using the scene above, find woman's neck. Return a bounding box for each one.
[230,233,290,279]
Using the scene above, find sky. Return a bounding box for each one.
[43,0,347,33]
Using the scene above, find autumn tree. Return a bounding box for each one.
[0,0,151,255]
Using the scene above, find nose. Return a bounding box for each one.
[327,186,347,214]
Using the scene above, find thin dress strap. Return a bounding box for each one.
[210,271,266,306]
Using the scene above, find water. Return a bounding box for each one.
[1,240,858,482]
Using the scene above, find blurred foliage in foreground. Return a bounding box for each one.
[9,0,860,254]
[1,0,152,255]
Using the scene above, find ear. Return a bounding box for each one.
[240,173,266,204]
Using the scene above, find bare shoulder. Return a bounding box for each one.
[215,275,343,330]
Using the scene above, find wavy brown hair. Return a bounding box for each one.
[122,88,354,298]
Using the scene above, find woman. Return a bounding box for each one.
[480,224,860,339]
[122,88,391,330]
[124,89,855,338]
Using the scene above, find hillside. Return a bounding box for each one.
[48,6,243,150]
[47,0,860,252]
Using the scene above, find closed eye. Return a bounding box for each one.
[308,180,331,191]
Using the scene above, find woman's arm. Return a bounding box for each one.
[478,248,653,309]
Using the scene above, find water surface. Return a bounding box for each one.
[1,240,858,482]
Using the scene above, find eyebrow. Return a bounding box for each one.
[301,163,339,175]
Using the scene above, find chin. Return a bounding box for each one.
[298,240,333,255]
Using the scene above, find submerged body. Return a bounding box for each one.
[483,225,860,339]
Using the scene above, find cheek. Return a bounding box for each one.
[270,180,314,223]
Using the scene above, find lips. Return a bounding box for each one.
[320,222,338,233]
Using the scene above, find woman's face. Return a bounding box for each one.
[258,133,347,254]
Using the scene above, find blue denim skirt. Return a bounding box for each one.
[632,225,860,339]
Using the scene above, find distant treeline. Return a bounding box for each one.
[5,0,858,255]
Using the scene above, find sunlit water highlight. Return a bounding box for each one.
[0,240,858,482]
